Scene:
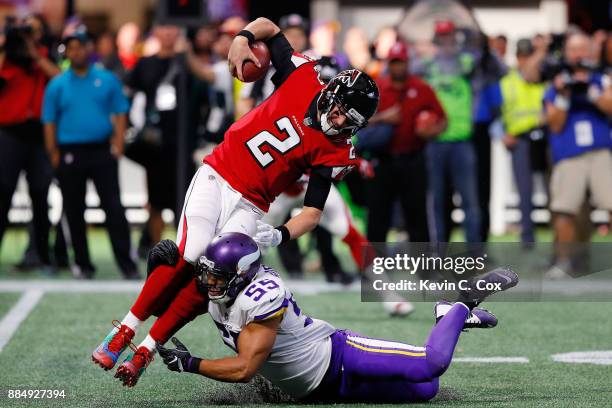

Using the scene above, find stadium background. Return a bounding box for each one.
[1,1,612,407]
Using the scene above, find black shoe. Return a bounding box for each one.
[326,272,356,286]
[14,258,44,272]
[53,256,70,269]
[338,272,356,286]
[458,267,519,307]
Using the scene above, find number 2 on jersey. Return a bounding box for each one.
[246,116,301,168]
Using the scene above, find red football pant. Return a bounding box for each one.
[129,259,208,344]
[342,223,377,271]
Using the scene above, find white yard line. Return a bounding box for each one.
[0,280,354,354]
[0,289,44,353]
[454,357,530,363]
[0,279,359,295]
[551,351,612,365]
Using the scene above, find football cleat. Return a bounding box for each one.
[92,320,135,370]
[383,301,415,317]
[115,346,153,387]
[434,301,497,329]
[458,267,519,307]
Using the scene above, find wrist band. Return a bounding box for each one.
[187,356,202,373]
[275,226,291,244]
[553,95,570,111]
[236,30,255,45]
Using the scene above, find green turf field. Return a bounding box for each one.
[0,292,611,407]
[1,228,611,407]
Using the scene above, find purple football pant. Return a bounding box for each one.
[309,303,469,403]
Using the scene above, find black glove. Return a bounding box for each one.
[156,337,202,374]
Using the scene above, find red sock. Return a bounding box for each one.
[342,223,377,270]
[149,279,208,344]
[130,258,194,321]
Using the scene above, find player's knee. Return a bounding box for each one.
[425,346,453,378]
[146,239,180,277]
[412,379,439,402]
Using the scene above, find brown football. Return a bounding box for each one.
[236,41,271,83]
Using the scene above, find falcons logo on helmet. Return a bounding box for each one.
[335,69,361,87]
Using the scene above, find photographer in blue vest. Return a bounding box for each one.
[544,32,612,277]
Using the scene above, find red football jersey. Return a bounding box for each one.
[204,59,357,212]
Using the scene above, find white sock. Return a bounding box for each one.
[138,334,157,352]
[121,311,143,332]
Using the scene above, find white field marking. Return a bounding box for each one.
[551,351,612,365]
[454,357,530,363]
[0,279,359,295]
[0,289,44,353]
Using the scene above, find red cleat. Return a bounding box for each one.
[92,320,135,370]
[115,346,154,387]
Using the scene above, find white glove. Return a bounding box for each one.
[254,220,283,248]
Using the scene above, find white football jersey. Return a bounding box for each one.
[208,266,336,398]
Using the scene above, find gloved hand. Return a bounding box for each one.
[253,220,283,249]
[156,337,201,374]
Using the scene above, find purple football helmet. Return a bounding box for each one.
[195,232,261,304]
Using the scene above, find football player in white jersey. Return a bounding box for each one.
[157,232,517,403]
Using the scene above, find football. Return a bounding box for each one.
[236,41,271,83]
[414,109,439,138]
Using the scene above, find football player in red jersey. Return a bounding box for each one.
[92,17,379,387]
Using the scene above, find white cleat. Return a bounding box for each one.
[383,301,415,317]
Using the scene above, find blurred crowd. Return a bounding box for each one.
[0,11,611,280]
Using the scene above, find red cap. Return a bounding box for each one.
[434,20,455,35]
[387,41,409,62]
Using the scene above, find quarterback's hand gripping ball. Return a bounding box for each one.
[229,39,270,83]
[253,220,283,249]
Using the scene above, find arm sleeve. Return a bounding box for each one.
[265,32,311,88]
[41,80,58,124]
[303,168,333,210]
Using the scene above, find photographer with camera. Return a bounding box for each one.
[0,15,60,269]
[544,32,612,278]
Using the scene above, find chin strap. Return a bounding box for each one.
[320,112,340,136]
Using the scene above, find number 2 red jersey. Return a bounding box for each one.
[204,58,357,212]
